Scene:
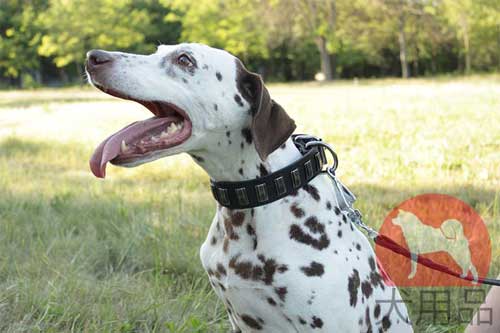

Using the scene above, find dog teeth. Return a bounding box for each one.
[166,122,181,134]
[121,140,128,152]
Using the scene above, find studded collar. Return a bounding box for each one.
[210,135,328,209]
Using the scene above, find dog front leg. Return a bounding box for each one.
[408,252,418,279]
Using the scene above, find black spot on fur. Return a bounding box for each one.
[216,263,227,276]
[267,297,277,306]
[304,216,322,233]
[202,64,208,70]
[356,243,361,251]
[216,71,222,81]
[369,256,376,270]
[238,168,244,176]
[275,286,287,301]
[280,143,287,149]
[246,224,258,250]
[289,217,330,250]
[258,164,269,177]
[214,103,218,110]
[338,230,342,238]
[226,131,231,138]
[229,254,287,285]
[326,201,332,210]
[234,94,244,107]
[241,314,263,330]
[223,217,239,240]
[334,206,341,215]
[303,184,320,201]
[211,236,217,245]
[182,78,188,83]
[230,211,245,226]
[348,269,361,307]
[241,127,252,144]
[361,281,373,298]
[310,316,323,329]
[290,203,305,218]
[298,317,307,325]
[300,261,324,277]
[246,224,255,235]
[381,316,391,330]
[374,304,381,318]
[365,306,372,333]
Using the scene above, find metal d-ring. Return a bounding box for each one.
[305,140,339,173]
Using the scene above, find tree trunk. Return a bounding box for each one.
[398,14,409,79]
[59,68,68,84]
[316,36,333,80]
[330,53,337,78]
[461,14,471,74]
[497,24,500,70]
[430,48,437,75]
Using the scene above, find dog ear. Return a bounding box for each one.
[236,60,296,160]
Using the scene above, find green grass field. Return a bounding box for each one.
[0,76,499,332]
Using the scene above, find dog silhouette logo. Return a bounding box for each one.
[376,194,490,287]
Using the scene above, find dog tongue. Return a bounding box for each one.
[89,117,175,178]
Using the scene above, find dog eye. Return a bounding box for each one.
[177,54,193,67]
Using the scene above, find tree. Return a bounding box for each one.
[37,0,151,73]
[442,0,475,73]
[292,0,338,80]
[0,0,46,87]
[163,0,268,64]
[444,0,500,73]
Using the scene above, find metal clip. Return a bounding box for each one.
[305,140,339,174]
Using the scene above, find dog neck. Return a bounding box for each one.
[189,133,302,183]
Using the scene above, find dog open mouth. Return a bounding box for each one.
[89,86,192,178]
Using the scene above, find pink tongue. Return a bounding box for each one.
[89,117,176,178]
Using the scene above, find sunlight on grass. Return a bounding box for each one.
[0,77,499,332]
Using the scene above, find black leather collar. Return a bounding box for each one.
[210,135,328,209]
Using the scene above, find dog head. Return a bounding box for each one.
[85,43,295,178]
[391,209,419,227]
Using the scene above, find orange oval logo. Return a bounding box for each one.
[376,194,490,287]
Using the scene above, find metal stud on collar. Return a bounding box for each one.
[305,140,339,174]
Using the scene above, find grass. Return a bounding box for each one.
[0,76,499,332]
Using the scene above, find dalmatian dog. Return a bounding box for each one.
[85,43,413,332]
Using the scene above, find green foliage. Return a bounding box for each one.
[37,0,151,67]
[0,0,499,85]
[0,0,45,80]
[164,0,269,61]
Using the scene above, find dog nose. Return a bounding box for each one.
[86,49,114,71]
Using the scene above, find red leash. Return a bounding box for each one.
[374,233,499,286]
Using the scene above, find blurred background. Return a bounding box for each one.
[0,0,499,87]
[0,1,499,332]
